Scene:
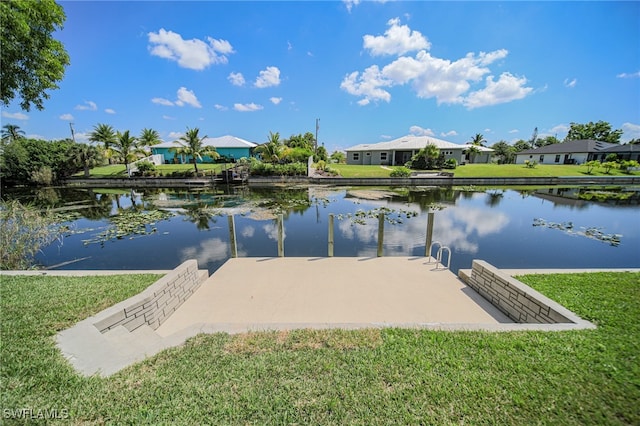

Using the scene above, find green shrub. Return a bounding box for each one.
[443,158,458,169]
[390,167,412,177]
[135,161,156,175]
[619,160,640,174]
[524,160,538,169]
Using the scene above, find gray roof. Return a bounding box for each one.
[345,135,493,152]
[601,143,640,153]
[154,135,257,149]
[517,139,617,155]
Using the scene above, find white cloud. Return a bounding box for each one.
[152,97,174,106]
[75,101,97,111]
[287,41,292,51]
[163,115,176,120]
[621,122,640,141]
[104,108,116,114]
[548,124,569,137]
[340,65,392,105]
[617,71,640,79]
[463,72,533,109]
[228,72,245,86]
[175,87,201,108]
[147,28,234,70]
[363,17,430,56]
[343,0,360,13]
[255,66,281,88]
[342,20,530,108]
[181,238,229,264]
[168,131,183,139]
[214,104,228,111]
[509,129,519,134]
[241,225,255,238]
[1,111,28,120]
[564,78,577,88]
[270,97,282,105]
[409,126,435,136]
[59,113,74,121]
[441,130,458,137]
[153,87,201,108]
[234,103,263,112]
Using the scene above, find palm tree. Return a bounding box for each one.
[1,124,25,143]
[171,127,220,173]
[68,143,104,177]
[469,133,486,146]
[112,130,144,176]
[89,123,117,164]
[255,131,284,163]
[138,128,162,154]
[464,145,481,164]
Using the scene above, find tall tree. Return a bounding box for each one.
[89,123,117,164]
[1,124,26,143]
[112,130,143,176]
[255,131,285,163]
[138,128,162,153]
[529,127,538,149]
[464,145,481,164]
[535,135,560,148]
[0,0,70,111]
[67,143,104,178]
[565,121,623,144]
[469,133,486,146]
[491,141,516,164]
[172,127,219,173]
[513,139,533,152]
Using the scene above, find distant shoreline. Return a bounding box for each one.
[61,175,640,188]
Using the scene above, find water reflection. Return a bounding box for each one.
[1,185,638,273]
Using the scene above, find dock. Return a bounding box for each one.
[155,257,511,337]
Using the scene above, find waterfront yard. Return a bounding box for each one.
[1,272,638,424]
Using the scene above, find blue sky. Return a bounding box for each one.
[2,1,639,153]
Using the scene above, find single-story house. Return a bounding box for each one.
[515,139,617,165]
[345,135,494,166]
[151,135,257,164]
[601,143,640,162]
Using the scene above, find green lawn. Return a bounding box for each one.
[1,272,638,424]
[332,164,396,178]
[79,163,228,177]
[452,163,638,178]
[331,163,638,178]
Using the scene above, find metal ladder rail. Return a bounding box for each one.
[427,240,452,270]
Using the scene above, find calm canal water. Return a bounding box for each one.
[4,185,639,274]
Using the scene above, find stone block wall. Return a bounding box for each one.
[93,260,205,333]
[461,260,575,324]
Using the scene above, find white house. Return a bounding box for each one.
[515,139,617,165]
[345,135,493,166]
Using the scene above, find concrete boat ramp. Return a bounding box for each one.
[49,257,607,376]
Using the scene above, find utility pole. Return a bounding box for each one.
[315,118,320,152]
[69,122,76,143]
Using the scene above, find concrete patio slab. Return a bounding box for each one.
[156,257,511,337]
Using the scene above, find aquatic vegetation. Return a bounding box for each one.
[578,190,633,202]
[334,206,419,225]
[533,218,622,246]
[82,209,175,245]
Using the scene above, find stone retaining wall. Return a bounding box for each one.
[459,260,588,324]
[66,175,640,188]
[93,260,206,333]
